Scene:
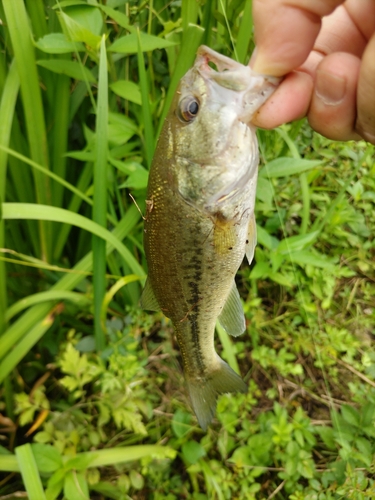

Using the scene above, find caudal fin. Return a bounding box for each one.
[186,359,247,431]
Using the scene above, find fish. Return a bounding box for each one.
[141,45,279,430]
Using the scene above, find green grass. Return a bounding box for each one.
[0,1,374,499]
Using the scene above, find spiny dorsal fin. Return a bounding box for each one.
[246,212,257,264]
[218,281,246,337]
[140,278,160,311]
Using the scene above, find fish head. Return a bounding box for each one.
[167,45,279,215]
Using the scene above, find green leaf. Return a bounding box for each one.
[15,444,46,500]
[85,445,176,467]
[65,453,96,471]
[35,33,84,54]
[109,32,178,54]
[110,80,142,105]
[259,157,321,178]
[182,441,206,465]
[90,481,123,500]
[268,272,294,288]
[65,151,95,162]
[129,469,144,490]
[277,231,320,254]
[172,409,192,438]
[341,405,360,428]
[64,470,89,500]
[256,177,274,203]
[118,168,149,190]
[37,59,96,82]
[31,444,62,473]
[361,402,375,427]
[46,469,65,500]
[110,158,142,175]
[317,426,336,450]
[288,250,336,269]
[256,224,279,250]
[0,453,19,472]
[100,5,133,31]
[53,1,88,8]
[58,7,102,48]
[108,123,136,146]
[249,261,271,280]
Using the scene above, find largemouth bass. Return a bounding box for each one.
[141,46,279,430]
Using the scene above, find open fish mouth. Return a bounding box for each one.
[194,45,280,93]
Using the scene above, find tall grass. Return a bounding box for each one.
[0,1,374,498]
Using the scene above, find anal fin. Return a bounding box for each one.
[140,277,160,311]
[218,281,246,337]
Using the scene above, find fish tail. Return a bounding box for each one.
[186,358,247,431]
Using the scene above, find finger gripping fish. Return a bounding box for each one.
[141,46,279,430]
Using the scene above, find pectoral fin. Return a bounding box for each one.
[218,282,246,337]
[140,278,160,311]
[246,212,257,264]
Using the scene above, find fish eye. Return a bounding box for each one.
[178,96,200,122]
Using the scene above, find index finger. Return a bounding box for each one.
[252,0,344,75]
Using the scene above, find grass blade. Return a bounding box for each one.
[0,59,19,335]
[137,29,154,168]
[0,310,55,383]
[0,145,95,211]
[235,0,253,64]
[2,203,144,278]
[15,444,47,500]
[0,205,141,362]
[92,36,109,351]
[6,290,90,322]
[84,445,175,468]
[216,321,241,375]
[3,0,52,260]
[0,453,19,473]
[157,24,204,139]
[50,72,70,208]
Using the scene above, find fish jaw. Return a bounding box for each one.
[194,45,280,122]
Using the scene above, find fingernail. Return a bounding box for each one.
[315,70,346,105]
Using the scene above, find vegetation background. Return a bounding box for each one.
[0,0,374,499]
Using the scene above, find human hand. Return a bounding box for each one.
[251,0,375,145]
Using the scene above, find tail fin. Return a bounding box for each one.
[186,359,247,431]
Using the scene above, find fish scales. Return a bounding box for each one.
[142,46,279,430]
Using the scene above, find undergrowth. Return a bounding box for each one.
[0,1,374,499]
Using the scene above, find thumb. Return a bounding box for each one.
[251,0,344,76]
